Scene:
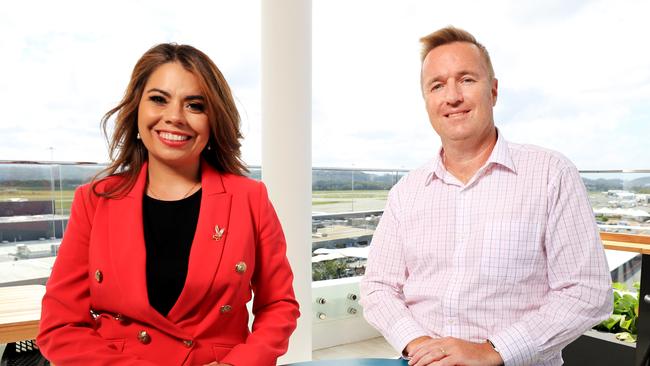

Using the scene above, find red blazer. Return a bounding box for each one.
[37,161,300,365]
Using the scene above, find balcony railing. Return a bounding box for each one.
[1,161,649,284]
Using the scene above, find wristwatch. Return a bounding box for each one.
[486,339,504,366]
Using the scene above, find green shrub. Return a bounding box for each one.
[594,282,639,342]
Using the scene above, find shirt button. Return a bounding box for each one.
[235,261,247,273]
[94,269,103,283]
[137,330,151,344]
[447,319,454,324]
[182,339,194,348]
[220,305,232,313]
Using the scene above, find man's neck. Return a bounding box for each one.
[441,128,498,184]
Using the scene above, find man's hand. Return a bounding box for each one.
[405,336,434,356]
[406,337,503,366]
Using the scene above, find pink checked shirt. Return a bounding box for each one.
[360,133,613,366]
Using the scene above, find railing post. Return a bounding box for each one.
[636,254,650,364]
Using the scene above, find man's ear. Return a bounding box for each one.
[491,78,498,106]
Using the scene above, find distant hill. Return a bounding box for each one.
[582,176,650,193]
[582,178,624,192]
[2,163,647,193]
[312,170,403,191]
[628,176,650,189]
[0,165,405,191]
[0,165,102,189]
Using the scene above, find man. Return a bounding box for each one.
[359,26,613,366]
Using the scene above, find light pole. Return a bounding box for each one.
[47,147,56,239]
[351,165,355,212]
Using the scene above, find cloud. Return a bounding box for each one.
[1,0,649,172]
[0,0,262,164]
[311,0,650,170]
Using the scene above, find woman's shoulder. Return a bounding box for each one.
[219,172,266,194]
[75,174,128,202]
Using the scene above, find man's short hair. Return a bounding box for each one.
[420,26,495,79]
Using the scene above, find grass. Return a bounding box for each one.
[0,189,76,214]
[0,188,390,213]
[312,200,348,206]
[312,190,389,199]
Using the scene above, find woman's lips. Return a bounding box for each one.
[156,131,192,146]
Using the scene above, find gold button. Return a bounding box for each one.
[114,313,128,324]
[235,262,247,273]
[220,305,232,313]
[182,339,193,348]
[94,270,103,283]
[137,330,151,344]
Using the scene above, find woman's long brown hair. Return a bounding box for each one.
[93,43,247,198]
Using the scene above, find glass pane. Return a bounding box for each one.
[582,171,650,236]
[0,162,103,287]
[311,168,406,282]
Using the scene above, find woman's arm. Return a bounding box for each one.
[219,182,300,366]
[36,186,158,366]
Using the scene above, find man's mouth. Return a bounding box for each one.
[445,110,469,118]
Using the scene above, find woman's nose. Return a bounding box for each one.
[163,101,185,125]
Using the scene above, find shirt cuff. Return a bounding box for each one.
[385,316,429,356]
[490,323,537,366]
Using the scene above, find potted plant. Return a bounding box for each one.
[563,283,637,365]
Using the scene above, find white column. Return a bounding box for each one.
[261,0,312,363]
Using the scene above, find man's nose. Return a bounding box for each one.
[444,82,463,105]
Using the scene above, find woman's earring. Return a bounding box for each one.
[137,132,141,140]
[207,145,212,150]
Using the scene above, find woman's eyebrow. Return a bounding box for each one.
[185,95,205,101]
[146,88,170,97]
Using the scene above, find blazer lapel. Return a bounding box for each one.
[167,161,232,322]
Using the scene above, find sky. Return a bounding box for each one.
[1,0,649,171]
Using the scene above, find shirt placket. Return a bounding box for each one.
[442,185,466,336]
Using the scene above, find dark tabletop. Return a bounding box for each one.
[285,358,408,366]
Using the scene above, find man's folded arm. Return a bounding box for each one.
[490,165,613,365]
[360,188,429,353]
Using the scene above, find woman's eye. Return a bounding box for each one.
[149,95,166,104]
[187,102,205,112]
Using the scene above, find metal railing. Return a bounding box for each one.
[1,160,649,286]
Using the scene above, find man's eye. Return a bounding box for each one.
[461,78,476,83]
[187,102,205,112]
[431,84,443,91]
[149,95,166,104]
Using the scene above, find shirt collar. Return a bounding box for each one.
[426,128,516,186]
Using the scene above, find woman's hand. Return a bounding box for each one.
[202,362,232,366]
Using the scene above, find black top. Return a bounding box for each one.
[142,189,201,316]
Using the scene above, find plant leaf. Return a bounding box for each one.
[620,316,633,331]
[615,332,637,342]
[600,315,623,330]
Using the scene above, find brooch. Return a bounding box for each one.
[212,225,225,241]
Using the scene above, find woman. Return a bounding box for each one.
[37,44,300,366]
